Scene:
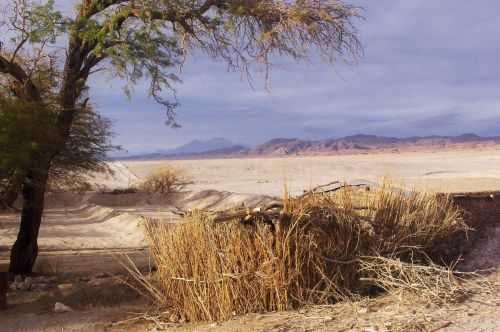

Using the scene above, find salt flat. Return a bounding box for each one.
[123,148,500,196]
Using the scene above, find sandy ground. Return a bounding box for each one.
[2,259,499,332]
[1,149,500,331]
[3,148,497,272]
[122,149,500,196]
[0,190,276,273]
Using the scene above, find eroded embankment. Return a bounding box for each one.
[0,190,278,274]
[450,192,500,272]
[1,190,499,275]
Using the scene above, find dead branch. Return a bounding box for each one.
[300,182,371,198]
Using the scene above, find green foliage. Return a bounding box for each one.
[50,107,119,189]
[0,95,118,191]
[6,0,66,47]
[61,0,361,126]
[0,98,57,177]
[26,0,66,43]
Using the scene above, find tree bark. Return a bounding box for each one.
[9,167,49,275]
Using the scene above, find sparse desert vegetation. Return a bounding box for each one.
[125,185,481,322]
[140,165,193,195]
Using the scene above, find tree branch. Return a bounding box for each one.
[9,37,29,63]
[0,54,41,101]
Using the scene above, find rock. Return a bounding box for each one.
[33,276,48,283]
[94,272,110,279]
[53,302,73,313]
[78,276,90,283]
[11,276,33,291]
[21,277,32,291]
[12,275,23,290]
[88,278,106,287]
[57,283,73,296]
[14,275,23,284]
[34,283,49,291]
[57,283,73,289]
[36,275,57,283]
[46,276,58,283]
[364,327,378,332]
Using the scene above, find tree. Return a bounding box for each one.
[48,107,118,191]
[0,99,118,203]
[0,0,361,274]
[0,98,55,210]
[0,51,118,209]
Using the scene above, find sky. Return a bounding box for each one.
[77,1,500,153]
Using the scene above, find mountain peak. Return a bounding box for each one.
[162,138,238,155]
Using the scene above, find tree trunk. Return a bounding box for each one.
[7,31,87,275]
[9,168,49,275]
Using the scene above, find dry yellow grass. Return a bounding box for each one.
[126,184,473,322]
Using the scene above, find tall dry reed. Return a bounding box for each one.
[127,185,470,321]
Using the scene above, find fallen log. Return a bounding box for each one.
[300,182,371,197]
[205,182,375,225]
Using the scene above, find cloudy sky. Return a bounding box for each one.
[83,1,500,153]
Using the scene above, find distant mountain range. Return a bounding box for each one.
[119,134,500,160]
[243,133,500,156]
[118,138,243,160]
[157,137,236,155]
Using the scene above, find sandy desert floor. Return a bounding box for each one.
[122,149,500,196]
[1,149,500,331]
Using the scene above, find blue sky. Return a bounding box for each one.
[81,1,500,153]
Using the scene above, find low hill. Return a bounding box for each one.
[245,134,500,156]
[119,134,500,160]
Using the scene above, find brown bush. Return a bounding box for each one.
[126,185,472,322]
[140,165,192,194]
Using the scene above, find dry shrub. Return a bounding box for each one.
[140,165,192,194]
[358,256,488,305]
[128,185,472,321]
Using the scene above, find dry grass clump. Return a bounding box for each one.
[311,185,468,261]
[140,165,192,194]
[128,185,473,322]
[358,256,488,305]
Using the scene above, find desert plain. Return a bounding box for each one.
[1,148,500,331]
[123,148,500,195]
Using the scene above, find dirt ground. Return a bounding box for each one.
[1,257,499,332]
[1,149,500,331]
